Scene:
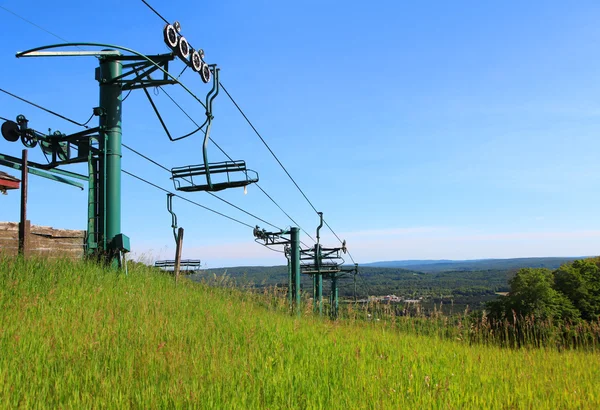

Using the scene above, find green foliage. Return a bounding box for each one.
[197,265,511,309]
[487,268,580,322]
[554,259,600,321]
[487,258,600,327]
[198,259,592,315]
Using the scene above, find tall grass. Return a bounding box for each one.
[199,270,600,351]
[1,257,599,408]
[333,299,600,351]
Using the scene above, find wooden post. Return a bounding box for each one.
[19,149,29,257]
[174,227,184,281]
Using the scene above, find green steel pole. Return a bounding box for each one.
[314,279,322,314]
[288,257,293,309]
[312,245,323,315]
[318,275,323,315]
[312,274,318,311]
[87,155,97,254]
[335,276,339,318]
[315,213,324,316]
[331,275,339,319]
[354,263,358,304]
[317,247,323,316]
[313,245,317,312]
[98,54,122,265]
[313,275,323,315]
[290,227,301,314]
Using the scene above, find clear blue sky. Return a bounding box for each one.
[1,0,600,267]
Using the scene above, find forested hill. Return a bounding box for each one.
[362,257,583,273]
[191,265,510,298]
[188,257,588,311]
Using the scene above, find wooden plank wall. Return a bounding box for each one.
[0,222,86,259]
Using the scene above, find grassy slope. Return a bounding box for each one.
[0,258,599,409]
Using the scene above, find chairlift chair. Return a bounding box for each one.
[170,67,259,192]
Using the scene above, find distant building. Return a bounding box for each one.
[0,171,20,195]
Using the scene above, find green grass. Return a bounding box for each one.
[1,257,599,408]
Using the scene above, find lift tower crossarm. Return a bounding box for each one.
[0,153,85,189]
[16,42,207,109]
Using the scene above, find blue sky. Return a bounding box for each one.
[2,0,600,267]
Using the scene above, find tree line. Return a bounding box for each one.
[487,258,600,323]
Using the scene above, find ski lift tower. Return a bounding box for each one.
[4,19,257,267]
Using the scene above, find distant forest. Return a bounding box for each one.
[189,257,580,313]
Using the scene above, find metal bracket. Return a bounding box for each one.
[139,65,218,143]
[253,225,292,246]
[167,193,178,243]
[0,153,85,190]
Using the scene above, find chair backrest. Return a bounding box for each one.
[172,161,247,178]
[154,260,175,268]
[154,259,202,271]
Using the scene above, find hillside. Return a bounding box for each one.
[362,257,583,272]
[197,257,582,293]
[1,257,598,408]
[364,259,455,268]
[192,265,510,313]
[192,258,590,314]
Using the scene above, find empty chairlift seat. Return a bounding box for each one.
[154,259,202,272]
[168,67,259,193]
[171,160,259,192]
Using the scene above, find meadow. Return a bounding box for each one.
[0,257,599,408]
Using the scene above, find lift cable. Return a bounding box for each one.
[121,143,281,231]
[122,169,255,229]
[0,88,92,128]
[121,143,313,248]
[0,5,71,44]
[148,85,317,244]
[0,87,284,234]
[140,0,169,25]
[218,82,319,214]
[218,82,357,264]
[123,169,314,251]
[137,0,320,246]
[138,0,362,273]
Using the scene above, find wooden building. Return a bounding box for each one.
[0,171,20,195]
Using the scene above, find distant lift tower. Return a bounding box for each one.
[253,226,302,314]
[300,213,355,319]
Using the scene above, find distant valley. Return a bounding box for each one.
[189,256,585,313]
[361,256,584,273]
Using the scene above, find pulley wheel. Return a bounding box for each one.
[190,50,202,72]
[21,131,37,148]
[1,120,20,142]
[178,36,190,60]
[200,62,211,84]
[163,24,179,49]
